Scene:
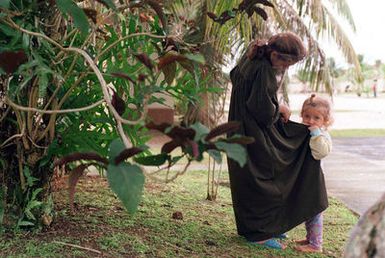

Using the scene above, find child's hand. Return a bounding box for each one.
[279,104,291,123]
[308,126,322,136]
[308,126,319,132]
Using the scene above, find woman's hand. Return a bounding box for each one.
[279,104,291,123]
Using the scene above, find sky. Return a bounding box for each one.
[327,1,385,67]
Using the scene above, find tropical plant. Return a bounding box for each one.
[0,0,251,229]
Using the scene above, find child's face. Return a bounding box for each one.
[302,107,326,128]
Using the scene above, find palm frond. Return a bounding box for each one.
[271,0,362,92]
[167,0,362,93]
[270,0,331,92]
[322,7,362,82]
[324,0,356,31]
[298,0,362,83]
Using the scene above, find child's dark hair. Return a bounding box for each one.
[301,94,333,128]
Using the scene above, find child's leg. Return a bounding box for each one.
[305,213,323,249]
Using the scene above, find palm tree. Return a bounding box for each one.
[167,0,362,95]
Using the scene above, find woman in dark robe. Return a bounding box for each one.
[227,32,328,249]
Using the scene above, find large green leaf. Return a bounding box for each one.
[56,0,90,34]
[108,138,125,163]
[214,142,247,167]
[0,0,10,8]
[107,163,145,214]
[107,139,145,213]
[0,23,19,37]
[134,153,169,166]
[190,122,209,141]
[207,149,222,164]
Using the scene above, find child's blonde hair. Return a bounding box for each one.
[301,94,333,128]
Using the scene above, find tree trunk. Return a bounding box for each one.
[1,136,54,228]
[1,79,54,229]
[344,193,385,257]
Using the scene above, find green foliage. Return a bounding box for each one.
[107,139,145,214]
[17,188,43,227]
[17,186,43,228]
[0,0,10,8]
[207,149,222,163]
[12,167,49,228]
[107,163,145,214]
[190,122,210,141]
[214,142,247,167]
[107,139,126,164]
[56,121,249,214]
[0,0,244,228]
[56,0,90,34]
[143,121,249,168]
[134,153,169,166]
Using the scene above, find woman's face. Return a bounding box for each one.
[270,51,297,71]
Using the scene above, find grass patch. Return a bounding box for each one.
[330,129,385,137]
[0,171,358,257]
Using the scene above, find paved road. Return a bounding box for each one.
[323,137,385,215]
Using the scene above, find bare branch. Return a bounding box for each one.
[0,133,23,149]
[53,241,102,255]
[5,97,104,114]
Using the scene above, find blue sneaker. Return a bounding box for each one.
[274,233,288,239]
[251,239,286,249]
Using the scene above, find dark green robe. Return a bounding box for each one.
[227,54,328,242]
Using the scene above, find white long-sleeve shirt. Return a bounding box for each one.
[309,128,332,160]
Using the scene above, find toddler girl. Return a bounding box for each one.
[295,93,333,253]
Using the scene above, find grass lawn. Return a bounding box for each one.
[330,129,385,138]
[0,170,358,257]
